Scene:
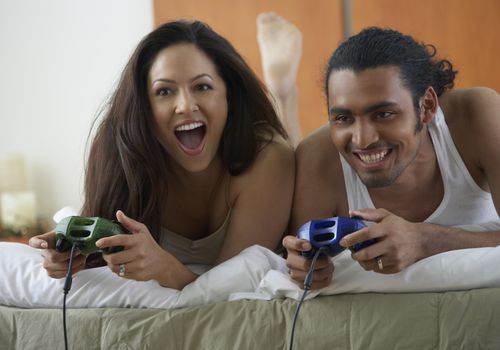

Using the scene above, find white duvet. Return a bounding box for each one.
[1,242,500,309]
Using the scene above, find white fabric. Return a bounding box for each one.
[0,242,282,309]
[2,242,500,309]
[340,107,499,226]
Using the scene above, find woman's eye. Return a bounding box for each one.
[156,88,171,96]
[195,84,212,91]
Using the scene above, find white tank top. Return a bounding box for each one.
[340,107,498,226]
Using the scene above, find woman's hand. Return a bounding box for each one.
[282,235,334,289]
[96,210,197,290]
[28,231,86,278]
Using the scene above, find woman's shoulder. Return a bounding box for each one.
[250,133,294,176]
[229,133,295,198]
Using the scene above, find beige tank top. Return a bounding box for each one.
[158,212,230,266]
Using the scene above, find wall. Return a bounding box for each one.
[153,0,500,135]
[0,0,153,221]
[352,0,500,91]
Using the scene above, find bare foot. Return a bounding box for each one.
[257,12,302,98]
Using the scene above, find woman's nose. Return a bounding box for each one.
[174,90,199,114]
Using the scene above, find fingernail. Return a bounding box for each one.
[41,242,48,249]
[95,240,102,248]
[339,239,346,247]
[302,242,311,251]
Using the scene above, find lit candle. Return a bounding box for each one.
[0,191,37,232]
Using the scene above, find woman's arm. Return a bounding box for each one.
[215,138,295,264]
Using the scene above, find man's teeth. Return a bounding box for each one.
[175,122,204,132]
[358,151,388,163]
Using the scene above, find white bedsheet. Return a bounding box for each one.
[1,242,500,309]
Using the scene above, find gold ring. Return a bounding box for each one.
[377,257,384,271]
[119,263,126,277]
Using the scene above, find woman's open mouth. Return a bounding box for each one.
[174,121,207,155]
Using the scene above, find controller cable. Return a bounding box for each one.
[62,243,77,350]
[289,247,327,350]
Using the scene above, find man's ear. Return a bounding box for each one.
[419,87,439,124]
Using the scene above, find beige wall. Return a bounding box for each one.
[0,0,153,219]
[154,0,500,135]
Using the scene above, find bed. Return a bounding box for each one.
[2,243,500,349]
[2,289,500,349]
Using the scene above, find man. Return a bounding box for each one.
[283,27,500,289]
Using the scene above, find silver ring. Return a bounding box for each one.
[119,263,126,277]
[377,257,384,271]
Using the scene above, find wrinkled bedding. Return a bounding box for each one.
[2,288,500,350]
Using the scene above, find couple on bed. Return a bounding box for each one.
[29,13,500,290]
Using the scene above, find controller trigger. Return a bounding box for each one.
[55,238,65,252]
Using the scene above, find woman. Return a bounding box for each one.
[29,20,295,290]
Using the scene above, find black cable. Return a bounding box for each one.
[63,244,77,350]
[289,247,326,350]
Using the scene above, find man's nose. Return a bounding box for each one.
[351,119,379,149]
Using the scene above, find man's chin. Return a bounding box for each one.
[359,174,397,188]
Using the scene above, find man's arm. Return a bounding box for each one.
[340,208,500,274]
[284,126,348,288]
[289,125,346,232]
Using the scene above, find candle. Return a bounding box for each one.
[0,191,37,232]
[0,154,27,192]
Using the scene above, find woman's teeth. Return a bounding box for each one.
[175,121,204,132]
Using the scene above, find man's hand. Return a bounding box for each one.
[282,235,334,289]
[340,208,427,273]
[29,231,86,278]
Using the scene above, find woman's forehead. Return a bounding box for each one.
[148,44,220,82]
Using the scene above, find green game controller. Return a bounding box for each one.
[55,216,129,256]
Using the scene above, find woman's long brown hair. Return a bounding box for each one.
[81,20,287,241]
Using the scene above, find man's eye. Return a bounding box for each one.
[376,111,394,119]
[330,115,352,124]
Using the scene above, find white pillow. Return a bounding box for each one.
[252,246,500,300]
[0,242,285,309]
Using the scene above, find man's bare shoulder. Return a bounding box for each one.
[439,87,500,189]
[440,87,500,128]
[290,125,348,231]
[296,125,339,167]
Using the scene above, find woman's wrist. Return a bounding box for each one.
[157,252,197,290]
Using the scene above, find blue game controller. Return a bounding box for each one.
[297,217,376,258]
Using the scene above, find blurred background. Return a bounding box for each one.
[1,0,499,236]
